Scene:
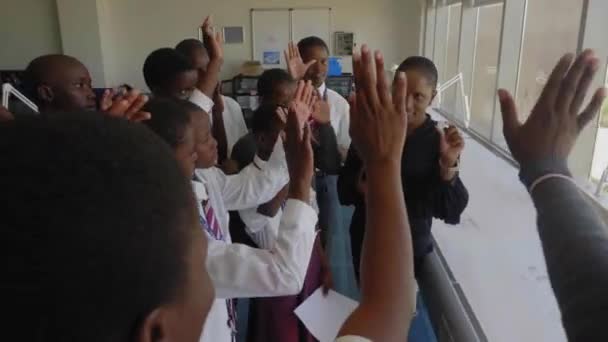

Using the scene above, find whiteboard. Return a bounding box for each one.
[251,9,290,68]
[291,8,332,48]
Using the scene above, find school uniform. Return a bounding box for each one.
[192,158,317,342]
[338,115,469,280]
[189,90,249,155]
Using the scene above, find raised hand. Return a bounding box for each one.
[102,89,151,122]
[197,16,224,97]
[350,45,407,166]
[498,49,607,165]
[284,93,314,202]
[284,41,316,81]
[311,90,330,124]
[289,80,315,126]
[438,125,464,167]
[0,105,14,122]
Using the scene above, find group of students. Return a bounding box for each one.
[2,14,608,342]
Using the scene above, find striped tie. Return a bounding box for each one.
[202,199,223,241]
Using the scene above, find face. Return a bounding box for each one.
[191,110,218,169]
[189,47,210,71]
[174,125,198,177]
[41,61,97,111]
[162,69,198,100]
[301,45,329,88]
[401,69,436,127]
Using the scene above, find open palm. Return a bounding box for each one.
[284,42,316,80]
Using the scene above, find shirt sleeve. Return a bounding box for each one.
[189,88,215,114]
[522,159,608,341]
[430,174,469,224]
[335,336,372,342]
[206,199,317,298]
[219,157,289,211]
[337,99,351,151]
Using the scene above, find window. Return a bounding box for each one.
[424,0,436,59]
[439,3,462,115]
[515,0,584,122]
[468,3,503,139]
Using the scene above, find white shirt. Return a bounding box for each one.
[221,96,248,155]
[193,162,317,342]
[189,90,249,155]
[335,337,372,342]
[318,83,351,151]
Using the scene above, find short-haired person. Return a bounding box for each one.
[23,54,150,121]
[285,38,347,249]
[176,38,248,161]
[1,111,214,341]
[339,56,469,280]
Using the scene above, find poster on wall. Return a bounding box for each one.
[263,51,281,65]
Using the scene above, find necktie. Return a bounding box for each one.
[199,197,237,341]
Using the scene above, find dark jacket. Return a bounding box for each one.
[338,115,469,277]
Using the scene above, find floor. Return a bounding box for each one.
[430,111,567,341]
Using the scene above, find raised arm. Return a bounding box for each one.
[498,49,608,341]
[338,46,415,341]
[196,16,223,98]
[208,85,317,298]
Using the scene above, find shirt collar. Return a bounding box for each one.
[191,179,209,202]
[317,83,326,97]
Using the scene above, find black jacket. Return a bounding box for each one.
[338,115,469,276]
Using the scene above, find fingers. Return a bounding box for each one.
[578,87,607,131]
[497,89,521,139]
[126,94,149,115]
[360,45,380,109]
[100,88,114,111]
[352,49,372,119]
[305,60,317,69]
[539,53,574,109]
[275,107,287,125]
[302,80,313,106]
[392,71,407,117]
[557,49,595,114]
[286,103,302,141]
[130,111,151,122]
[374,51,391,107]
[294,80,305,102]
[570,53,600,115]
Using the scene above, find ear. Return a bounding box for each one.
[135,308,169,342]
[430,89,438,103]
[37,85,54,105]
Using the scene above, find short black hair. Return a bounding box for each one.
[257,68,294,100]
[142,98,193,148]
[251,103,279,134]
[143,48,195,91]
[175,38,206,58]
[297,36,329,56]
[397,56,439,88]
[0,111,197,341]
[22,54,82,104]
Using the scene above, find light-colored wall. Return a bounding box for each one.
[0,0,62,69]
[97,0,422,89]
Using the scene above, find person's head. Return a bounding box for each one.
[142,98,199,177]
[396,56,438,125]
[0,112,213,341]
[298,36,330,88]
[143,48,198,100]
[257,69,296,107]
[179,101,217,169]
[251,103,282,154]
[175,39,209,71]
[23,54,97,112]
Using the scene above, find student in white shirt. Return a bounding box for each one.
[175,38,249,160]
[187,81,319,341]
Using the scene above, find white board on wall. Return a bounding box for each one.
[251,8,331,69]
[251,9,290,68]
[291,8,331,48]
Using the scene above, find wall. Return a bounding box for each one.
[0,0,62,69]
[98,0,422,89]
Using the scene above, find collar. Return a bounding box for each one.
[317,83,327,97]
[191,178,209,202]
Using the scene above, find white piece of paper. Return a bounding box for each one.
[294,288,359,342]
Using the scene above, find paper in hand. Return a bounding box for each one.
[294,287,359,342]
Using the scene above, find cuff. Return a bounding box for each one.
[519,158,571,188]
[253,154,268,169]
[189,88,214,113]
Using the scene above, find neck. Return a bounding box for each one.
[407,113,426,135]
